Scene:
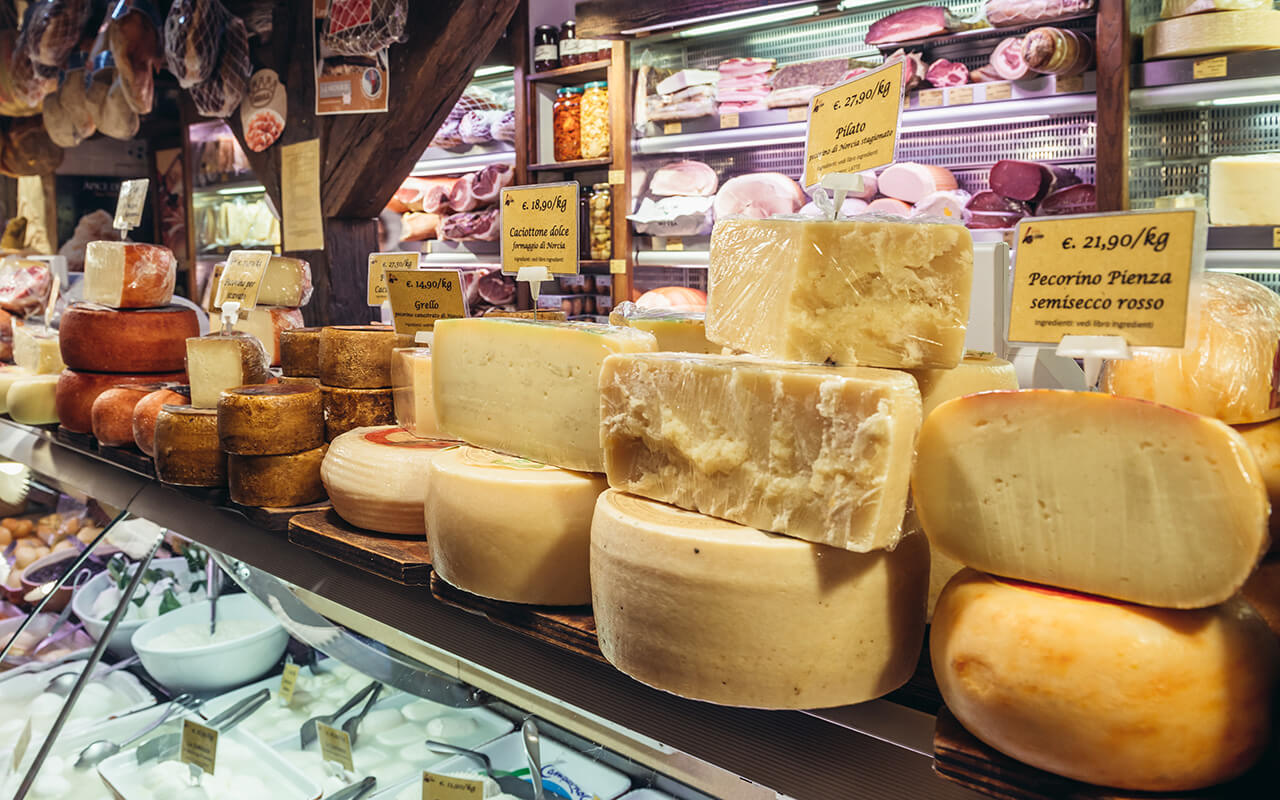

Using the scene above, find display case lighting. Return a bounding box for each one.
[474,65,514,78]
[216,184,267,196]
[1210,92,1280,106]
[675,5,819,37]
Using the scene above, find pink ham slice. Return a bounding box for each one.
[1036,183,1096,216]
[712,173,806,219]
[472,163,513,205]
[650,160,718,197]
[867,197,913,216]
[867,6,959,44]
[448,173,479,212]
[991,37,1029,80]
[989,160,1081,202]
[422,179,458,214]
[440,207,501,242]
[878,162,958,203]
[926,58,969,87]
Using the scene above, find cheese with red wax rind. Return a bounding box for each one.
[91,386,154,447]
[913,389,1270,608]
[932,569,1279,791]
[60,303,199,373]
[55,369,187,433]
[84,241,176,308]
[132,387,188,457]
[210,306,305,367]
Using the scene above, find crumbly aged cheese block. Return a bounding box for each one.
[322,385,395,441]
[186,332,270,409]
[1244,556,1280,640]
[210,306,304,366]
[1209,154,1280,226]
[13,323,63,374]
[1235,418,1280,543]
[6,374,59,425]
[391,347,440,438]
[609,305,717,353]
[601,353,922,551]
[228,446,327,507]
[1101,273,1280,424]
[84,241,176,308]
[318,325,399,388]
[60,304,199,373]
[0,366,33,414]
[426,446,607,605]
[1144,9,1280,60]
[279,327,323,378]
[593,490,929,708]
[913,390,1270,607]
[154,405,225,487]
[707,217,973,369]
[132,387,188,457]
[91,386,155,447]
[321,426,457,534]
[433,319,658,472]
[933,570,1279,790]
[55,369,187,433]
[218,384,323,455]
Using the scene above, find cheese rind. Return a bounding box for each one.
[707,217,973,368]
[1144,9,1280,60]
[1234,418,1280,543]
[433,318,659,472]
[210,306,304,366]
[228,446,327,507]
[154,405,225,487]
[256,256,312,307]
[933,570,1279,791]
[592,489,929,708]
[91,386,153,447]
[84,241,176,308]
[13,323,63,374]
[913,390,1270,607]
[1243,556,1280,640]
[55,369,187,433]
[217,384,323,455]
[391,347,440,438]
[1102,273,1280,424]
[186,333,270,409]
[319,325,399,388]
[426,446,607,605]
[7,374,59,425]
[279,327,322,378]
[321,425,457,534]
[132,387,188,457]
[60,304,199,373]
[1209,154,1280,226]
[1162,0,1269,17]
[321,385,395,441]
[601,352,922,551]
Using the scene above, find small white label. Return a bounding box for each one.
[534,45,558,64]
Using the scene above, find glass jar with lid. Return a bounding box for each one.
[552,86,582,162]
[533,25,559,72]
[580,81,610,159]
[559,20,579,66]
[589,183,612,260]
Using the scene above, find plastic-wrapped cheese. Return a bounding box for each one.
[218,384,323,455]
[608,303,717,353]
[256,256,312,307]
[210,306,305,366]
[601,352,922,551]
[1209,154,1280,226]
[1144,9,1280,59]
[391,347,439,438]
[55,369,187,433]
[13,323,63,374]
[321,426,457,535]
[229,446,327,507]
[7,374,59,425]
[426,446,607,605]
[913,390,1269,608]
[933,569,1279,791]
[319,325,400,388]
[1235,418,1280,542]
[322,385,395,441]
[59,304,198,373]
[280,327,322,378]
[707,217,973,369]
[1101,273,1280,424]
[592,490,929,709]
[132,387,188,457]
[186,332,270,409]
[154,406,225,487]
[84,241,176,308]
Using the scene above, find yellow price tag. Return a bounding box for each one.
[215,250,273,311]
[368,251,417,306]
[500,182,579,276]
[180,719,218,775]
[1056,75,1084,94]
[802,60,903,188]
[385,268,467,336]
[422,771,487,800]
[608,169,625,186]
[917,89,943,108]
[719,112,739,129]
[662,121,682,134]
[1008,209,1204,348]
[949,86,973,106]
[113,178,149,231]
[985,82,1012,102]
[1273,227,1280,249]
[664,237,683,252]
[1192,56,1227,81]
[317,722,354,772]
[787,106,807,122]
[279,662,300,707]
[609,258,626,274]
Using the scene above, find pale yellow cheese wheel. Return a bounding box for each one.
[932,569,1279,791]
[1234,418,1280,546]
[321,425,457,535]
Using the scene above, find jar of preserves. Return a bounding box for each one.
[580,81,610,159]
[589,182,612,260]
[553,86,582,162]
[533,25,559,72]
[559,20,579,66]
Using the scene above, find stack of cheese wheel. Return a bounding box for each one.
[219,384,326,507]
[914,389,1279,791]
[207,256,311,366]
[316,326,399,441]
[53,243,191,434]
[279,327,323,387]
[5,321,66,424]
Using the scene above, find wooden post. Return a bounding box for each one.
[1095,0,1131,212]
[607,39,632,305]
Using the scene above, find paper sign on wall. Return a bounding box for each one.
[215,250,273,311]
[114,178,149,231]
[422,771,486,800]
[180,719,218,775]
[317,722,354,771]
[368,251,418,306]
[1008,209,1205,347]
[282,139,324,251]
[386,268,467,335]
[802,59,903,188]
[501,182,579,276]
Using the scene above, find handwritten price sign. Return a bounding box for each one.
[501,182,579,276]
[803,60,903,188]
[385,268,467,336]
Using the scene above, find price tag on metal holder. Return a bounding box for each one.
[113,178,149,237]
[500,182,579,276]
[215,250,273,313]
[1007,208,1207,386]
[385,268,467,336]
[180,719,218,775]
[422,771,486,800]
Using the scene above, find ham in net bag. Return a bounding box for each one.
[321,0,407,56]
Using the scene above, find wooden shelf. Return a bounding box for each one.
[527,156,613,171]
[526,58,611,85]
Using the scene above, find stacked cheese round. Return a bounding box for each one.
[56,369,186,434]
[321,425,456,535]
[154,405,225,487]
[280,327,323,378]
[317,326,398,441]
[219,384,326,508]
[208,256,311,366]
[132,387,189,457]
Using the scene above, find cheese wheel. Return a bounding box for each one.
[932,569,1279,791]
[1234,418,1280,543]
[322,385,395,441]
[55,369,187,433]
[319,326,399,388]
[210,306,305,366]
[132,387,188,457]
[280,327,322,378]
[218,384,323,455]
[391,347,440,438]
[228,446,327,507]
[1244,556,1280,640]
[0,366,34,414]
[186,332,270,408]
[1143,8,1280,60]
[60,304,199,373]
[1102,273,1280,424]
[321,426,457,535]
[84,241,176,308]
[591,489,929,709]
[91,386,156,447]
[913,390,1270,608]
[426,446,607,605]
[13,323,64,374]
[154,405,225,487]
[279,376,321,387]
[7,374,59,425]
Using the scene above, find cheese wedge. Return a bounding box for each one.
[84,241,176,308]
[13,323,63,374]
[186,333,270,409]
[391,347,440,438]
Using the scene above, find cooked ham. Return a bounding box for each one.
[472,163,513,204]
[867,197,914,216]
[712,173,806,219]
[990,37,1029,80]
[926,58,970,87]
[867,6,960,44]
[878,163,958,203]
[649,160,718,197]
[421,179,458,214]
[388,177,434,214]
[440,207,500,242]
[401,212,441,241]
[448,173,479,212]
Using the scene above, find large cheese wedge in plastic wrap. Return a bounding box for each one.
[601,352,922,552]
[933,570,1279,791]
[913,390,1269,608]
[1101,273,1280,424]
[592,489,929,709]
[707,216,972,369]
[1144,8,1280,59]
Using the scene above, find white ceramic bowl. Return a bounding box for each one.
[132,594,288,693]
[70,557,196,658]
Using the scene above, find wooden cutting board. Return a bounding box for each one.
[287,509,431,585]
[226,499,331,532]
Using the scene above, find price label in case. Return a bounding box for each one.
[386,268,467,336]
[317,722,354,772]
[918,89,943,108]
[949,86,973,106]
[422,771,486,800]
[180,719,218,775]
[1193,56,1227,81]
[114,178,149,231]
[368,251,418,306]
[215,250,273,311]
[985,82,1012,102]
[279,662,300,706]
[802,59,903,188]
[1008,209,1205,348]
[501,182,579,276]
[1272,227,1280,249]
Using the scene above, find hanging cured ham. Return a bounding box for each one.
[164,0,228,88]
[190,16,249,118]
[108,0,163,114]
